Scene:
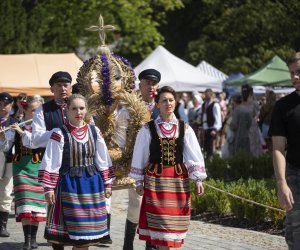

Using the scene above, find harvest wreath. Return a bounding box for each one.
[76,15,149,189]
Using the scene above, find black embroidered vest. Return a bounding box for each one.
[148,120,184,165]
[59,124,98,177]
[147,120,186,176]
[13,132,43,163]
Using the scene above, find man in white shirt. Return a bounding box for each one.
[32,71,72,250]
[200,88,222,159]
[123,69,160,250]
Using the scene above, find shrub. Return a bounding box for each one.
[227,151,253,180]
[227,179,248,219]
[206,152,274,180]
[251,153,274,179]
[206,155,228,180]
[243,179,268,224]
[265,186,285,226]
[191,179,230,215]
[191,178,284,227]
[203,179,230,215]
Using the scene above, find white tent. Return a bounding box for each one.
[0,53,82,96]
[134,46,222,92]
[197,60,228,82]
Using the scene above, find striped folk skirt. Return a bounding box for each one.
[13,155,47,222]
[45,168,108,247]
[138,166,191,248]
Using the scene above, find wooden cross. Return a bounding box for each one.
[87,14,116,45]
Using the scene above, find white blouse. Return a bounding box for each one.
[0,124,38,151]
[129,115,207,182]
[39,125,114,192]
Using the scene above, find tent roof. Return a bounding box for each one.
[197,60,228,81]
[0,53,83,96]
[134,46,222,92]
[226,56,292,86]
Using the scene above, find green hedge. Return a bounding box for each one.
[191,178,285,226]
[205,152,274,180]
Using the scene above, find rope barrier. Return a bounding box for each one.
[203,183,285,213]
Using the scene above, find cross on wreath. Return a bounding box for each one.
[87,14,116,45]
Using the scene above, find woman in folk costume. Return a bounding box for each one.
[129,86,207,249]
[38,94,115,250]
[0,96,47,250]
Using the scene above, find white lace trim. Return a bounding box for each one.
[69,231,108,240]
[139,228,187,241]
[16,205,47,215]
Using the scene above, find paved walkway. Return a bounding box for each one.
[0,190,287,250]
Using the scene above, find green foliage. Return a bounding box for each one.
[192,178,285,226]
[191,179,230,215]
[266,188,285,226]
[251,153,274,179]
[206,152,274,181]
[227,179,248,219]
[0,0,183,65]
[243,179,268,224]
[227,151,252,180]
[205,154,228,180]
[161,0,300,74]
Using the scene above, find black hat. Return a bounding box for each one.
[49,71,72,86]
[0,92,13,103]
[138,69,161,82]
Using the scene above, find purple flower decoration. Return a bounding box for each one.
[101,54,113,106]
[112,53,136,90]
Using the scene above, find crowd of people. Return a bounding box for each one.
[0,51,299,250]
[171,84,278,160]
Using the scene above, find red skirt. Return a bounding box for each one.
[138,166,190,248]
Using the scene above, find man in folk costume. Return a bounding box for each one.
[200,88,222,159]
[0,92,16,237]
[32,71,72,250]
[123,69,160,250]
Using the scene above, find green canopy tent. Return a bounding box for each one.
[226,55,292,86]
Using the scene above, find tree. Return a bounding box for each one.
[0,0,183,65]
[161,0,300,74]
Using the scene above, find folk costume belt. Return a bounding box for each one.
[146,163,187,176]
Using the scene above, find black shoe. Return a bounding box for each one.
[22,225,31,250]
[52,243,64,250]
[0,212,10,237]
[99,234,113,244]
[123,219,138,250]
[0,224,9,237]
[30,225,38,249]
[145,240,157,250]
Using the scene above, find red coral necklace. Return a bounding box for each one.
[158,123,177,138]
[67,123,88,140]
